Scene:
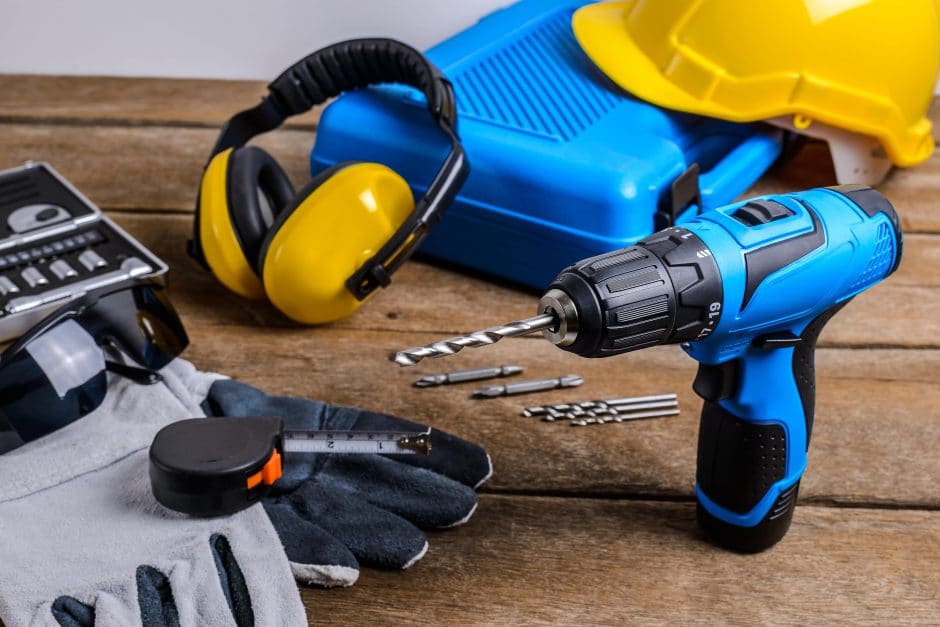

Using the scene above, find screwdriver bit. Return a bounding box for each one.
[413,365,524,387]
[393,313,557,366]
[472,374,583,398]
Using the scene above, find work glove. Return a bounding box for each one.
[0,359,305,627]
[203,378,493,587]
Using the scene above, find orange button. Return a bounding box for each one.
[246,448,283,490]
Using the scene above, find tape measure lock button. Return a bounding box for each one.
[247,447,282,490]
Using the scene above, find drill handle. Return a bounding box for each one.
[692,303,847,552]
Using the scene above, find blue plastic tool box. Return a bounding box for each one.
[311,0,783,289]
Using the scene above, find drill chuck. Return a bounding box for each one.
[537,288,579,346]
[539,228,723,357]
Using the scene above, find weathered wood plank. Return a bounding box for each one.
[0,123,314,212]
[2,118,940,235]
[180,320,940,506]
[0,74,319,129]
[109,212,940,349]
[301,496,940,625]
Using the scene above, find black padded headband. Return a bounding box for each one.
[204,38,467,301]
[209,38,457,156]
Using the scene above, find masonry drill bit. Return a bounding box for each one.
[413,364,524,388]
[393,313,557,367]
[472,374,583,398]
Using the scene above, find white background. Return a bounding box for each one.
[0,0,511,80]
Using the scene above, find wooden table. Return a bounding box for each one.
[1,76,938,624]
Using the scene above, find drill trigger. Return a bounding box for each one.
[752,331,803,349]
[692,360,739,402]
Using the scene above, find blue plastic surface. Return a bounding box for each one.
[682,188,899,526]
[310,0,783,289]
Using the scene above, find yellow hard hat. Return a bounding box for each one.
[573,0,940,173]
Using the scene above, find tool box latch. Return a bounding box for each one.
[657,163,701,230]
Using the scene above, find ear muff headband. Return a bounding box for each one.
[190,38,468,301]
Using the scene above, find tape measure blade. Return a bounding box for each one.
[282,430,426,455]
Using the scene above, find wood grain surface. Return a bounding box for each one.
[0,75,937,624]
[304,496,940,625]
[108,212,940,349]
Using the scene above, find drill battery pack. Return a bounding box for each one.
[310,0,784,289]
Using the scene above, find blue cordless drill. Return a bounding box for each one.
[395,185,902,552]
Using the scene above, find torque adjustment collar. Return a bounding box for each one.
[541,227,723,357]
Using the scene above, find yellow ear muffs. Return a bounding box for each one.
[257,162,415,324]
[199,146,297,300]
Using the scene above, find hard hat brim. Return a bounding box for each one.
[572,2,935,167]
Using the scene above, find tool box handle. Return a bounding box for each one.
[701,129,785,207]
[667,129,784,226]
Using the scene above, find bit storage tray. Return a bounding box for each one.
[0,162,167,341]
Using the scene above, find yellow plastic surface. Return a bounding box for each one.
[573,0,940,167]
[262,162,415,324]
[198,149,266,299]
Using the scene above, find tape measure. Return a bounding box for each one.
[149,416,430,517]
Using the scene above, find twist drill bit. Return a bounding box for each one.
[569,408,677,426]
[522,393,679,417]
[570,407,680,426]
[393,313,557,367]
[413,365,525,388]
[543,400,678,422]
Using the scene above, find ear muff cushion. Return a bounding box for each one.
[259,162,416,324]
[227,146,296,275]
[255,161,359,270]
[198,149,266,299]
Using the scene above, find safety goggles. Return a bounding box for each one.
[0,280,188,448]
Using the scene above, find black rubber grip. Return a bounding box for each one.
[697,481,800,554]
[696,401,788,514]
[268,39,444,120]
[695,400,796,552]
[793,302,848,447]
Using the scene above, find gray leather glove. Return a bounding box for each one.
[0,359,305,627]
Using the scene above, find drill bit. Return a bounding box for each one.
[413,364,525,388]
[522,393,679,417]
[393,313,557,367]
[472,374,583,398]
[542,400,679,422]
[570,407,680,426]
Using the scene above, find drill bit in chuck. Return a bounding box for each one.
[472,374,583,398]
[393,313,557,367]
